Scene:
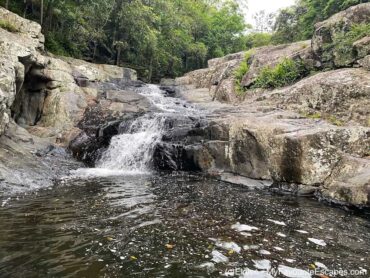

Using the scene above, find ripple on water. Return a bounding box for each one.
[0,174,369,277]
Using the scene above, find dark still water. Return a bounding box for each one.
[0,173,369,277]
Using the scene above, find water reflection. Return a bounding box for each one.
[0,174,369,277]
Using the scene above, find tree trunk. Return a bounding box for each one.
[93,41,97,61]
[40,0,44,26]
[23,0,26,17]
[116,47,121,66]
[5,0,9,9]
[148,57,153,82]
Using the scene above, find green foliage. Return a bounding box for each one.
[245,33,272,49]
[301,111,344,126]
[328,115,344,126]
[330,23,370,65]
[272,0,370,44]
[45,32,82,57]
[252,58,305,89]
[302,112,322,119]
[1,0,247,81]
[234,51,253,95]
[0,19,18,32]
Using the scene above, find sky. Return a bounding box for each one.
[245,0,296,22]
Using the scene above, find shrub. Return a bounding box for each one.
[245,32,273,50]
[45,32,82,58]
[330,23,370,66]
[252,58,305,89]
[234,50,253,94]
[0,19,18,33]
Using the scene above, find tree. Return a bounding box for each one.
[272,0,370,44]
[252,10,275,33]
[1,0,248,81]
[40,0,43,25]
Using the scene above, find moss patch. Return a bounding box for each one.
[0,19,18,33]
[328,23,370,67]
[301,111,344,126]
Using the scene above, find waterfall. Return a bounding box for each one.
[79,84,199,175]
[97,114,165,173]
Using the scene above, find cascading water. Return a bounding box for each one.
[75,84,199,176]
[97,115,166,173]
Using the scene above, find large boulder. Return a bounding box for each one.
[0,7,138,144]
[0,7,44,50]
[197,114,369,183]
[266,68,370,126]
[177,40,315,104]
[312,3,370,68]
[173,77,370,207]
[70,86,153,165]
[321,156,370,206]
[358,54,370,70]
[241,41,313,88]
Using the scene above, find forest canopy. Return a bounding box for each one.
[272,0,370,44]
[0,0,368,81]
[0,0,247,81]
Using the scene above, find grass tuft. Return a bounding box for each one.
[0,19,18,33]
[234,50,253,95]
[252,58,305,89]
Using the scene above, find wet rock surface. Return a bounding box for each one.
[69,81,154,166]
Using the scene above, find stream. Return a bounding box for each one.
[0,85,369,277]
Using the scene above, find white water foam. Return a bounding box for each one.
[71,84,200,178]
[97,114,165,173]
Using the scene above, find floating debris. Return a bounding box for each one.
[259,250,271,255]
[244,245,260,250]
[240,232,253,237]
[231,222,259,232]
[314,262,328,270]
[308,238,327,247]
[211,250,229,263]
[267,219,286,226]
[197,262,215,272]
[253,259,271,270]
[213,240,241,253]
[165,243,175,249]
[241,269,274,278]
[296,230,309,234]
[278,265,311,278]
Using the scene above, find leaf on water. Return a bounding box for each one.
[106,237,114,241]
[165,244,175,249]
[130,256,138,260]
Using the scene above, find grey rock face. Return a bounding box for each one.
[312,3,370,68]
[170,3,370,206]
[0,8,139,187]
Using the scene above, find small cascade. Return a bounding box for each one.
[92,84,200,174]
[97,115,165,173]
